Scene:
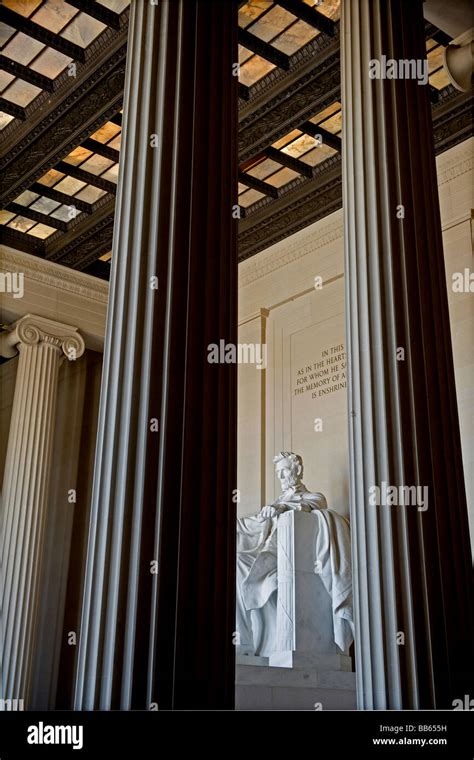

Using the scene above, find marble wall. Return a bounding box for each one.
[238,209,347,518]
[238,138,473,553]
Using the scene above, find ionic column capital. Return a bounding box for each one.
[0,314,85,360]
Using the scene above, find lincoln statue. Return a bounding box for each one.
[236,452,353,657]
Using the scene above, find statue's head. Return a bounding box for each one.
[273,452,303,491]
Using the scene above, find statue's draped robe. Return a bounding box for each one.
[236,485,353,656]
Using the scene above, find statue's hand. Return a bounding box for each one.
[259,505,278,520]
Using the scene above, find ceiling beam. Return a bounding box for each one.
[432,29,452,45]
[300,121,342,152]
[239,87,471,262]
[30,182,93,215]
[265,145,314,178]
[0,11,128,164]
[0,51,125,204]
[81,259,111,280]
[23,83,469,274]
[55,161,117,194]
[239,50,341,163]
[238,28,290,70]
[0,226,45,255]
[0,55,55,93]
[0,7,87,63]
[239,153,266,173]
[238,170,279,199]
[239,17,447,160]
[66,0,122,31]
[6,202,70,232]
[276,0,336,37]
[239,82,250,101]
[45,196,116,266]
[81,137,120,163]
[110,112,123,127]
[0,98,26,121]
[239,167,342,262]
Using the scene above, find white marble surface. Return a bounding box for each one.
[237,455,353,659]
[274,509,339,660]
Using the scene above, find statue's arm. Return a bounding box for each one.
[259,503,289,519]
[308,492,328,511]
[280,502,313,513]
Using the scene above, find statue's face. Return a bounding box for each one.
[276,459,300,490]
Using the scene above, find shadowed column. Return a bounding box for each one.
[74,0,238,710]
[341,0,474,708]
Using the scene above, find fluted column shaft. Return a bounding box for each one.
[1,315,85,704]
[341,0,474,709]
[75,0,237,710]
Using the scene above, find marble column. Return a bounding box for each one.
[1,314,85,704]
[341,0,474,708]
[74,0,237,710]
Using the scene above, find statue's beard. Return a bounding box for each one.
[281,472,300,490]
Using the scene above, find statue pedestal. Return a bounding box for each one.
[235,663,356,710]
[236,510,355,709]
[269,509,349,668]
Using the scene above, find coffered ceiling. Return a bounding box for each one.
[0,0,471,278]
